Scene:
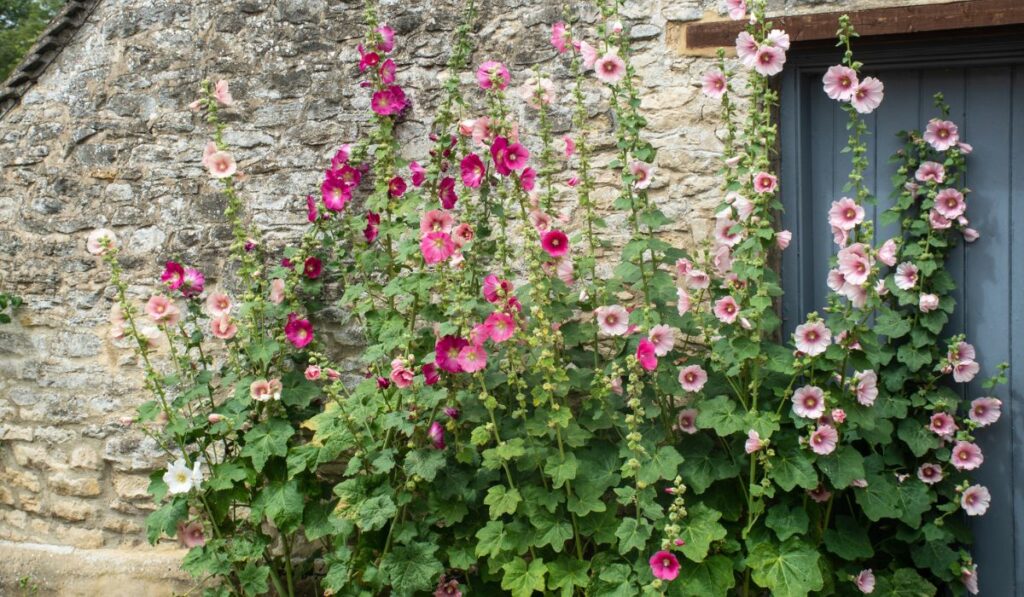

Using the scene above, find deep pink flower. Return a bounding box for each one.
[461,153,486,188]
[915,161,945,183]
[379,58,397,84]
[285,313,313,348]
[823,65,859,101]
[520,167,537,191]
[476,61,510,90]
[502,142,530,172]
[421,232,455,265]
[181,268,205,297]
[428,421,446,450]
[753,171,777,194]
[420,210,454,235]
[713,296,739,324]
[917,463,943,484]
[485,311,516,343]
[482,274,513,303]
[829,197,864,231]
[970,397,1002,427]
[934,188,966,219]
[595,305,629,336]
[594,53,626,84]
[304,365,321,381]
[439,177,458,209]
[855,569,875,594]
[388,176,407,197]
[851,76,884,114]
[541,230,569,257]
[649,551,680,581]
[422,363,440,385]
[162,261,185,290]
[676,408,699,434]
[702,68,727,98]
[435,336,469,373]
[810,424,838,455]
[951,441,984,471]
[636,339,658,371]
[358,45,379,72]
[321,177,351,212]
[376,25,395,53]
[961,484,991,516]
[563,135,576,158]
[792,385,826,419]
[894,262,919,290]
[306,194,319,222]
[457,343,487,373]
[678,365,707,393]
[551,22,570,53]
[364,211,380,243]
[409,161,426,187]
[371,86,407,116]
[303,256,322,280]
[753,45,786,77]
[924,119,959,151]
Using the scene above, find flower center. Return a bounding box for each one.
[939,129,948,138]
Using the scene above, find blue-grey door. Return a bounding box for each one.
[779,31,1024,596]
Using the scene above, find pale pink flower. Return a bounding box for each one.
[970,397,1002,427]
[519,76,556,108]
[579,40,598,70]
[793,320,831,356]
[822,65,858,101]
[676,287,691,316]
[109,304,126,339]
[675,258,692,277]
[837,242,872,285]
[715,218,742,247]
[304,365,321,381]
[485,311,516,343]
[776,230,792,250]
[949,341,976,363]
[550,22,570,53]
[676,408,699,434]
[452,223,474,248]
[725,0,746,20]
[929,412,957,439]
[210,315,237,340]
[810,424,838,455]
[595,305,630,336]
[929,208,952,230]
[831,408,846,424]
[471,116,492,146]
[744,430,763,454]
[962,564,979,595]
[851,76,884,114]
[753,45,786,77]
[934,188,966,219]
[678,365,707,393]
[686,269,710,290]
[712,244,733,275]
[420,209,454,235]
[647,325,676,356]
[765,29,790,50]
[919,293,939,312]
[250,378,281,402]
[953,359,980,383]
[855,569,875,594]
[828,197,864,231]
[390,357,415,388]
[963,227,980,242]
[854,370,878,406]
[206,292,232,317]
[86,228,117,256]
[206,151,237,179]
[735,31,758,68]
[958,141,974,154]
[877,238,898,267]
[961,484,991,516]
[753,171,778,194]
[792,385,826,419]
[713,295,739,324]
[915,161,945,183]
[702,68,727,98]
[630,161,653,189]
[145,295,180,326]
[917,463,943,485]
[208,413,224,424]
[594,53,626,84]
[476,61,510,91]
[269,278,285,304]
[213,80,233,106]
[951,441,983,471]
[924,119,959,151]
[894,262,919,290]
[609,376,623,395]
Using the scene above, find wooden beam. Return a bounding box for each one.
[682,0,1024,50]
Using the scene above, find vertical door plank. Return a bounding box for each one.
[1010,63,1024,597]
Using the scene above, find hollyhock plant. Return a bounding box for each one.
[428,421,446,450]
[206,150,237,178]
[929,412,957,438]
[735,31,759,67]
[161,261,185,290]
[435,335,468,374]
[145,295,180,326]
[745,430,764,454]
[457,343,487,373]
[303,256,323,279]
[177,521,206,549]
[550,22,570,53]
[894,262,919,290]
[752,171,777,193]
[485,312,515,343]
[854,370,878,406]
[725,0,746,20]
[828,197,864,230]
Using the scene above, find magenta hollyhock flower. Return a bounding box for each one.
[934,188,966,219]
[434,575,461,597]
[823,65,859,101]
[929,412,957,438]
[792,385,826,419]
[390,357,415,388]
[924,118,959,151]
[676,408,698,434]
[422,363,440,385]
[894,262,919,290]
[648,324,675,356]
[145,295,181,326]
[485,311,515,343]
[330,145,351,168]
[421,232,455,265]
[457,343,487,373]
[855,569,875,594]
[177,520,206,548]
[851,76,884,114]
[735,31,759,68]
[753,171,778,194]
[753,45,786,77]
[961,484,991,516]
[829,197,865,231]
[595,305,630,336]
[854,370,878,406]
[460,153,486,188]
[435,335,469,373]
[725,0,746,20]
[877,238,898,267]
[376,25,395,53]
[917,462,943,484]
[502,142,530,172]
[919,293,939,312]
[306,194,319,222]
[428,421,446,450]
[702,68,727,98]
[210,315,237,339]
[379,58,397,84]
[490,136,511,176]
[631,161,653,189]
[409,161,426,187]
[358,45,379,72]
[476,61,510,90]
[594,52,626,84]
[364,211,380,243]
[443,407,460,420]
[371,86,407,116]
[951,441,984,471]
[321,176,351,212]
[636,339,658,371]
[520,167,536,191]
[181,268,205,297]
[649,551,680,581]
[303,256,323,280]
[713,295,739,324]
[388,176,407,198]
[285,313,314,348]
[678,364,708,393]
[551,22,570,53]
[563,135,576,158]
[439,176,458,209]
[377,376,390,390]
[541,230,569,257]
[962,564,980,595]
[915,161,945,183]
[162,261,185,290]
[970,397,1002,427]
[482,274,512,303]
[420,210,454,235]
[809,424,838,455]
[745,430,763,454]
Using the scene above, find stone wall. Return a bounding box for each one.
[0,0,954,592]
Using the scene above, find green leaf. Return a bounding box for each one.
[531,511,574,552]
[854,473,900,521]
[893,479,932,527]
[676,555,736,596]
[897,418,940,457]
[615,517,653,555]
[544,453,578,489]
[380,542,444,597]
[548,558,590,596]
[874,568,937,596]
[747,538,824,597]
[897,343,932,372]
[237,563,270,595]
[816,446,865,489]
[678,504,727,562]
[476,520,514,559]
[911,539,958,578]
[403,449,446,482]
[241,419,295,472]
[696,396,745,436]
[769,446,818,491]
[484,485,522,518]
[354,494,397,532]
[145,498,187,544]
[207,462,249,492]
[251,479,304,534]
[875,308,911,338]
[765,504,809,542]
[501,557,547,597]
[638,445,684,484]
[679,435,739,494]
[823,515,873,560]
[147,470,168,502]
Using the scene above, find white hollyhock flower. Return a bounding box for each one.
[164,458,194,495]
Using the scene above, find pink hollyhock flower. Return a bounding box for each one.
[452,223,474,248]
[837,243,872,285]
[476,61,510,90]
[919,293,939,312]
[529,211,552,235]
[823,65,859,101]
[850,76,884,113]
[435,335,469,373]
[177,520,206,548]
[792,385,826,419]
[934,188,966,219]
[482,274,512,303]
[676,408,699,434]
[915,161,945,183]
[854,370,878,406]
[735,31,759,68]
[649,551,680,581]
[961,484,991,516]
[677,287,691,315]
[678,365,708,393]
[377,86,408,116]
[434,575,461,597]
[745,430,764,454]
[648,324,675,356]
[364,212,381,243]
[563,135,576,158]
[520,167,537,191]
[421,232,455,265]
[206,151,237,179]
[609,21,623,34]
[390,358,415,388]
[715,218,742,247]
[793,320,831,356]
[953,359,981,383]
[379,59,397,84]
[551,22,570,53]
[519,76,556,108]
[578,40,598,70]
[766,29,791,50]
[724,192,755,220]
[970,397,1002,427]
[775,230,792,251]
[929,412,957,438]
[949,341,976,363]
[686,269,710,290]
[428,421,446,450]
[566,176,580,187]
[877,238,898,267]
[485,311,516,343]
[181,268,205,297]
[213,80,233,106]
[146,295,181,326]
[609,376,624,395]
[285,313,313,348]
[502,142,530,172]
[725,0,746,20]
[377,376,390,390]
[269,278,285,304]
[963,227,979,242]
[630,161,653,189]
[636,339,658,371]
[829,197,864,231]
[388,176,406,198]
[457,343,487,373]
[958,141,974,154]
[321,177,351,212]
[951,441,984,471]
[596,305,630,336]
[810,424,838,455]
[304,365,321,381]
[924,119,959,151]
[808,484,832,503]
[207,314,236,340]
[894,262,919,290]
[460,154,485,187]
[594,52,626,84]
[250,378,282,402]
[323,368,340,381]
[962,564,980,595]
[702,68,727,98]
[470,116,492,146]
[306,194,320,223]
[917,463,943,484]
[420,210,454,235]
[86,228,117,256]
[423,363,440,385]
[409,161,426,187]
[675,258,692,276]
[330,144,351,168]
[541,230,570,257]
[929,209,952,230]
[753,171,778,194]
[855,569,875,594]
[358,45,380,72]
[714,295,740,324]
[713,245,733,275]
[303,256,322,280]
[376,25,395,53]
[753,45,786,77]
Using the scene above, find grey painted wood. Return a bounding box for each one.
[780,40,1024,596]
